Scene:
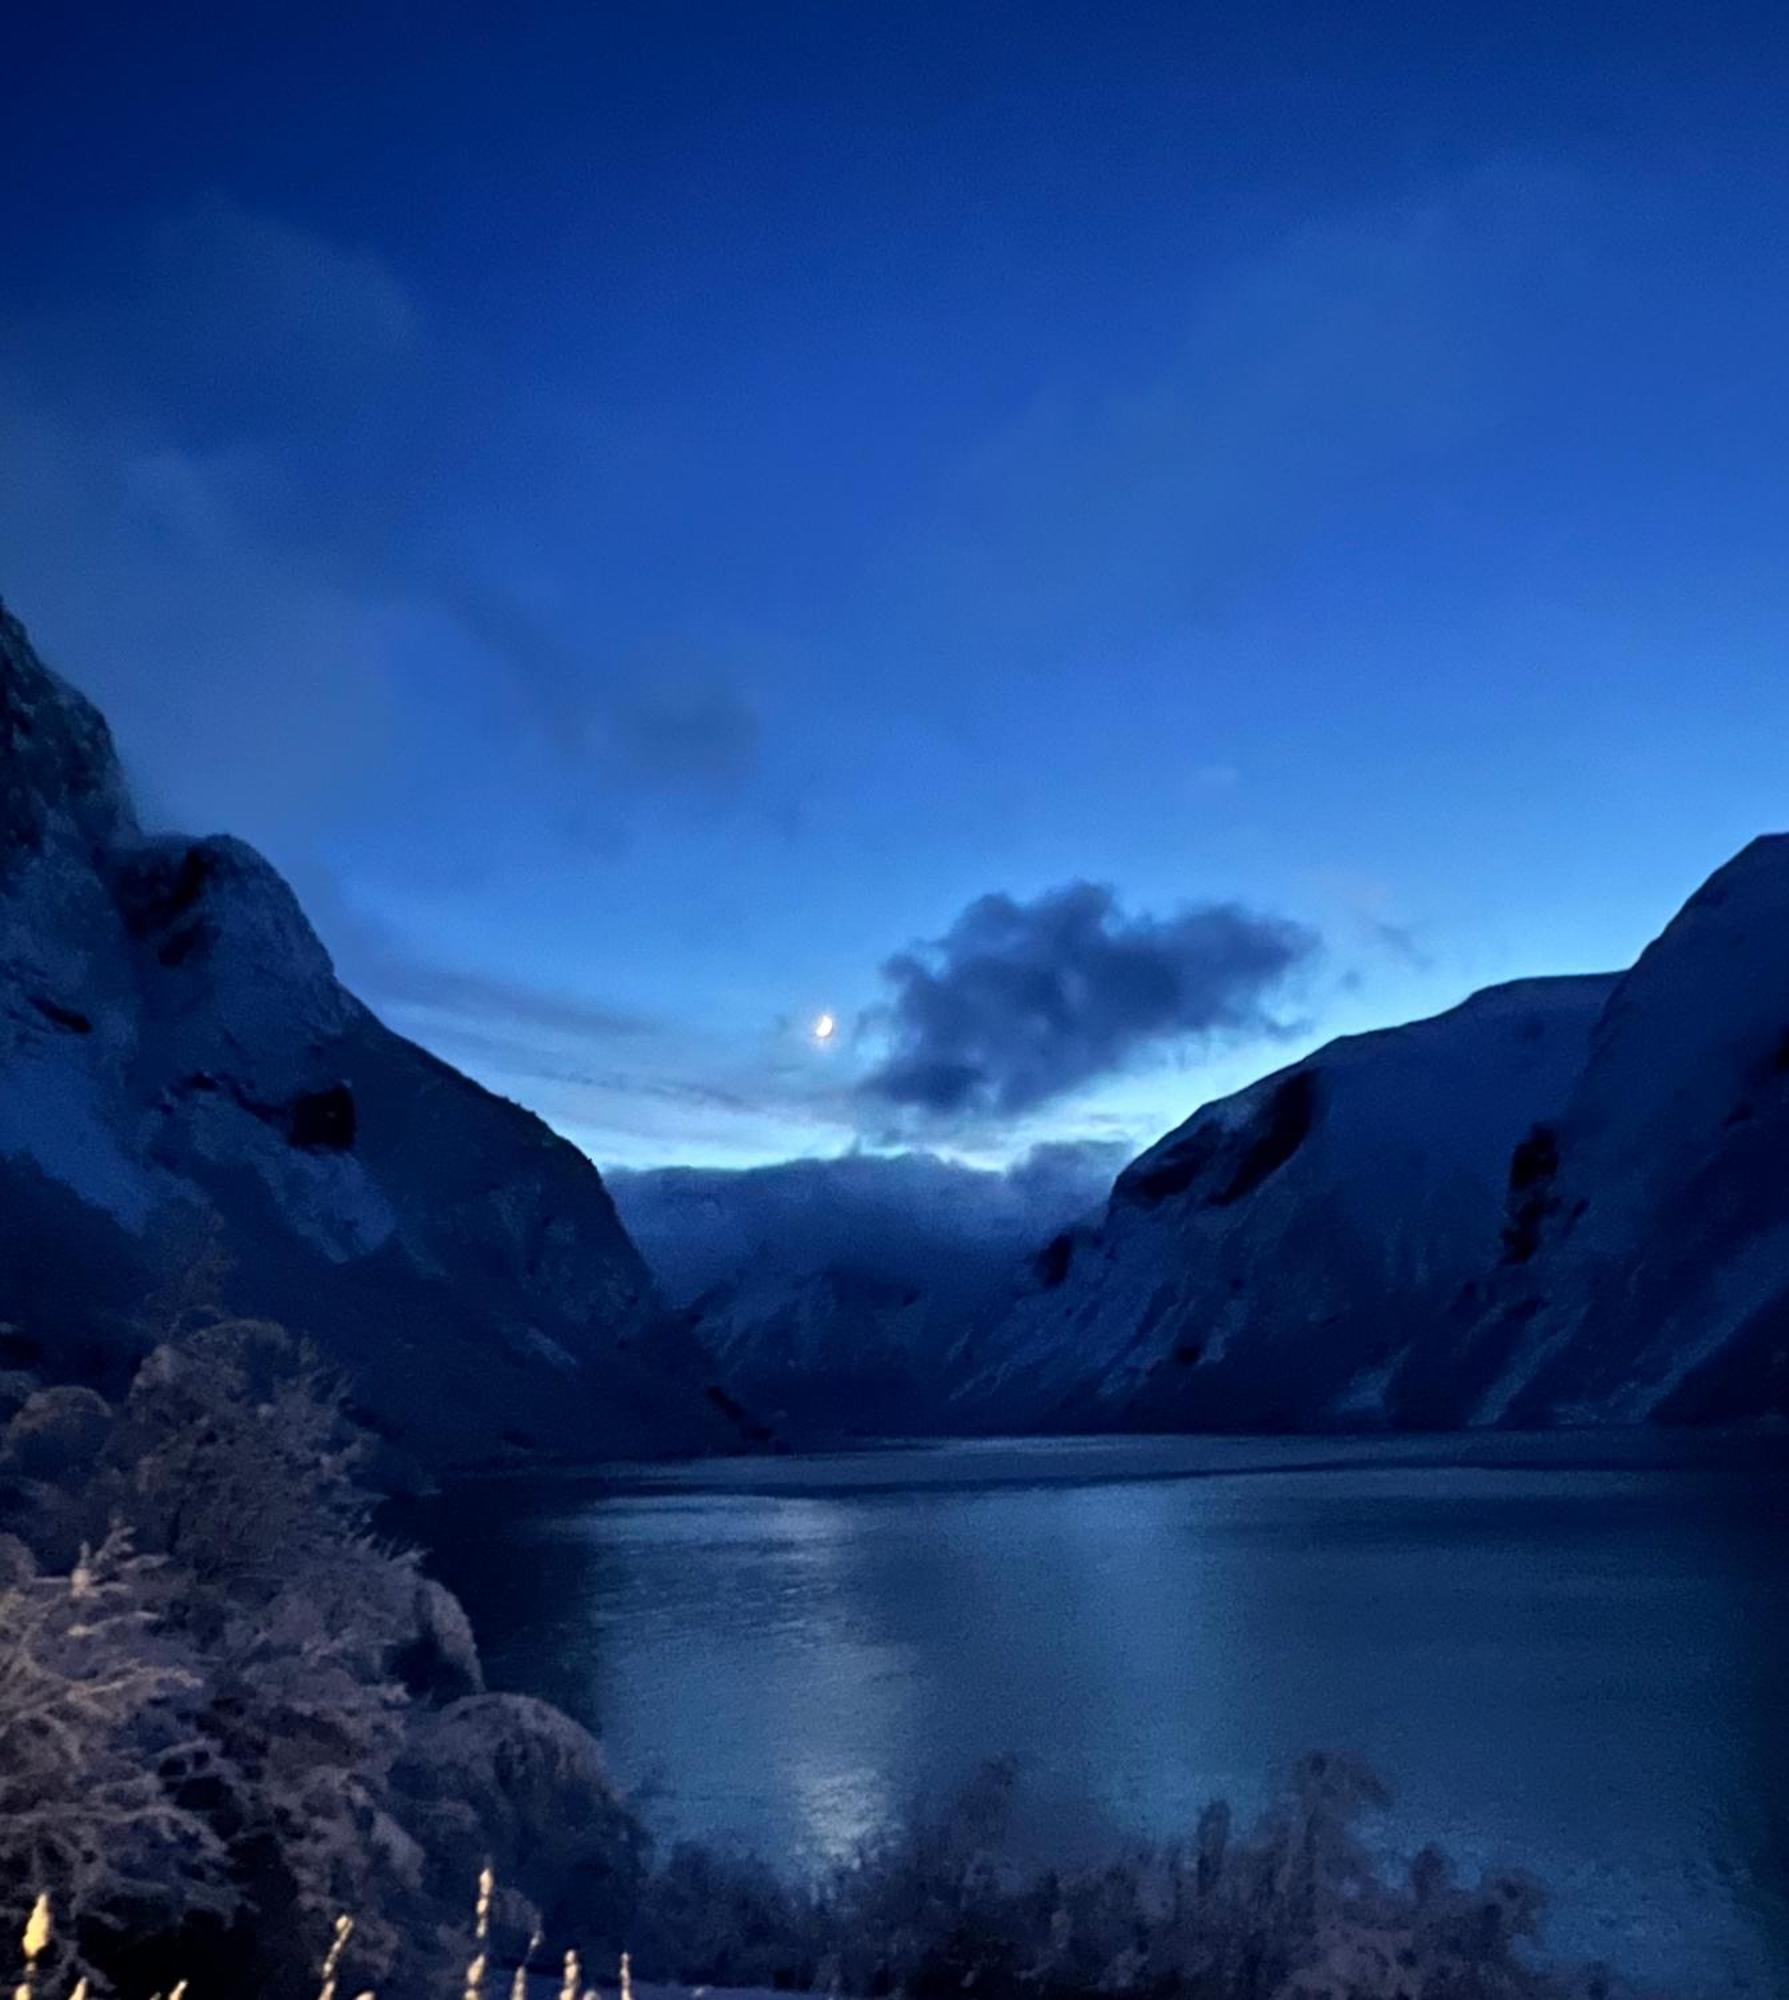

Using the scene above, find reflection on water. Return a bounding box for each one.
[412,1432,1789,1997]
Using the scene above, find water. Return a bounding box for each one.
[416,1433,1789,1996]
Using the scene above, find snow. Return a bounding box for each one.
[1462,834,1789,1426]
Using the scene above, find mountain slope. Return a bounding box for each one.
[1436,835,1789,1426]
[959,839,1789,1435]
[0,599,736,1469]
[953,974,1617,1431]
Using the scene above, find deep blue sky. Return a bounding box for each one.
[5,2,1787,1167]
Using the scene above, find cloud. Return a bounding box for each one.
[607,1139,1129,1307]
[354,958,654,1048]
[0,198,440,855]
[1301,866,1433,976]
[2,197,778,890]
[1364,916,1432,972]
[134,198,417,415]
[0,375,416,845]
[1188,763,1243,796]
[283,871,865,1159]
[1002,1136,1135,1212]
[147,199,416,345]
[859,881,1317,1122]
[242,854,658,1057]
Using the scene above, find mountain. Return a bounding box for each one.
[0,599,739,1470]
[608,1146,1125,1440]
[951,974,1617,1431]
[677,1262,934,1435]
[958,840,1789,1434]
[1432,835,1789,1426]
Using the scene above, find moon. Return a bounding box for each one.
[812,1011,837,1042]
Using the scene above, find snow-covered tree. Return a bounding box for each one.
[115,1319,373,1622]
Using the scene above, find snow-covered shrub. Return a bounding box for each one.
[0,1314,537,2000]
[625,1754,1637,2000]
[392,1577,485,1704]
[822,1755,1028,1996]
[108,1323,474,1996]
[629,1840,823,1990]
[0,1534,233,1992]
[3,1386,113,1482]
[191,1563,425,1995]
[397,1692,649,1959]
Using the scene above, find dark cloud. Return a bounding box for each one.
[607,1140,1129,1307]
[860,882,1318,1121]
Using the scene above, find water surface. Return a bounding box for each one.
[420,1432,1789,1996]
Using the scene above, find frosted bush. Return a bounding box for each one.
[0,1535,233,1991]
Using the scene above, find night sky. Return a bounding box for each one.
[6,2,1788,1168]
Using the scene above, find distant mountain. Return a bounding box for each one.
[676,1262,934,1435]
[0,599,740,1470]
[608,1146,1124,1439]
[956,842,1789,1433]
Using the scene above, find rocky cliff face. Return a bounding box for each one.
[0,600,737,1469]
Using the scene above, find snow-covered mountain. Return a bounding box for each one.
[677,1262,935,1435]
[1435,835,1789,1427]
[952,974,1617,1430]
[0,600,739,1469]
[957,840,1789,1433]
[609,1146,1124,1440]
